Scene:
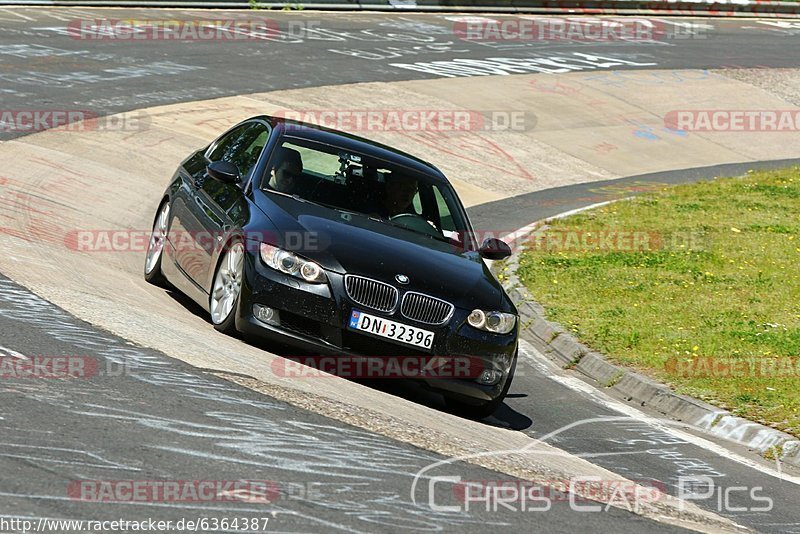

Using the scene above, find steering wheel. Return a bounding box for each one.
[389,213,441,238]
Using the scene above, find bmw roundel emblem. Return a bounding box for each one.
[395,274,409,285]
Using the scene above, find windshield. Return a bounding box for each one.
[260,136,473,248]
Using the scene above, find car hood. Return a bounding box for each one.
[254,193,505,309]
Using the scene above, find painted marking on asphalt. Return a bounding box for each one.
[518,339,800,485]
[391,52,658,78]
[0,8,33,21]
[0,345,27,360]
[0,443,140,471]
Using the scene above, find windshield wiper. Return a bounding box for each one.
[265,189,331,208]
[374,217,451,244]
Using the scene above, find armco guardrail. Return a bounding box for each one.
[2,0,800,16]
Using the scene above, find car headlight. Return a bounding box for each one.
[259,243,327,283]
[467,309,516,334]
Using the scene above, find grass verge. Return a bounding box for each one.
[517,167,800,437]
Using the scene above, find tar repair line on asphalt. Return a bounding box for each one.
[517,339,800,486]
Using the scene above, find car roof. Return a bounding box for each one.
[254,115,449,183]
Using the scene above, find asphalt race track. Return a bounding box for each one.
[0,10,797,129]
[1,9,800,533]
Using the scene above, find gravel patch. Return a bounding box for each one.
[715,68,800,107]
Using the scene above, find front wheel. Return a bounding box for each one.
[210,241,245,335]
[144,201,170,287]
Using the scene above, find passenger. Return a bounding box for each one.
[268,147,304,195]
[380,174,418,218]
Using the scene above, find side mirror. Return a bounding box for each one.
[207,161,241,184]
[479,237,512,260]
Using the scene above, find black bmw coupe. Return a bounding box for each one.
[144,116,518,416]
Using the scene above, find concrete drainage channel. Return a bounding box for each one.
[497,205,800,469]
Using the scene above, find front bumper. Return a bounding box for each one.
[235,249,518,403]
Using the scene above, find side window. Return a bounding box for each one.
[412,192,422,215]
[285,142,340,179]
[207,122,270,179]
[433,187,456,232]
[207,124,248,162]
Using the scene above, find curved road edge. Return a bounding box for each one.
[490,160,800,469]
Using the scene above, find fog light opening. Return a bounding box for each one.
[253,304,280,326]
[477,369,502,386]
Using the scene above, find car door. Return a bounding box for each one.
[173,120,272,292]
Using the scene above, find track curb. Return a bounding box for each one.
[500,210,800,469]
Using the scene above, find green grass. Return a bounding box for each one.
[517,167,800,437]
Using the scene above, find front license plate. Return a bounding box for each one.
[348,309,434,350]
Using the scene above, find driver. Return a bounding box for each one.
[268,147,304,195]
[380,174,418,218]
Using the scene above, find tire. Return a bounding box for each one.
[144,201,171,288]
[209,241,245,335]
[446,351,518,419]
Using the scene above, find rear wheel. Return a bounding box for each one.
[210,241,244,335]
[144,201,170,287]
[446,352,517,419]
